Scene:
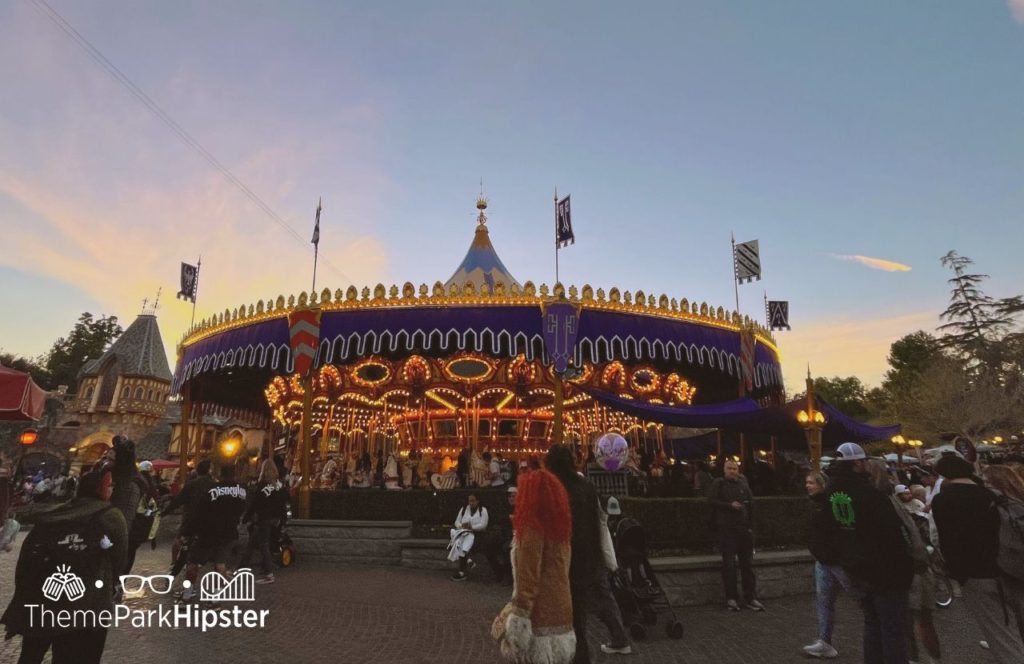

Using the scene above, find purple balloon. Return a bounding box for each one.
[595,433,629,472]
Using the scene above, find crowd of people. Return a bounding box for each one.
[0,435,290,664]
[801,442,1024,663]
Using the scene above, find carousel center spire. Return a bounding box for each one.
[444,196,521,292]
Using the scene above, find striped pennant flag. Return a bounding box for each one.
[288,308,322,376]
[734,239,761,284]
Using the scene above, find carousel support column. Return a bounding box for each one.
[739,432,748,470]
[297,375,313,519]
[715,428,723,462]
[769,435,778,468]
[552,374,565,446]
[178,384,192,487]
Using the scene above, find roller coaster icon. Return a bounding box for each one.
[199,568,256,602]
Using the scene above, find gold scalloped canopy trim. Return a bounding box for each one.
[176,282,780,359]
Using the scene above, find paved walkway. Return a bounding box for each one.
[0,539,994,663]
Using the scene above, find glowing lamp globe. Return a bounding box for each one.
[594,433,629,472]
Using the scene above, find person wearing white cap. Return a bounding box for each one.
[894,484,925,514]
[825,442,914,663]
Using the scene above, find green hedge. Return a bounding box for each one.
[618,496,811,552]
[310,490,810,551]
[311,489,512,528]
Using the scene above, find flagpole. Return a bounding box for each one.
[311,197,321,294]
[312,243,319,293]
[554,188,560,286]
[764,291,769,328]
[191,255,201,327]
[731,233,740,315]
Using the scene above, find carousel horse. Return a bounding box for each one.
[401,454,416,488]
[384,452,401,490]
[417,453,435,489]
[469,450,488,488]
[320,456,340,489]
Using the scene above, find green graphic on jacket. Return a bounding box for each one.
[830,492,856,527]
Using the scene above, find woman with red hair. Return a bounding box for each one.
[492,468,575,663]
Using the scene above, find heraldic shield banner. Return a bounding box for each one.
[288,308,322,376]
[541,302,581,375]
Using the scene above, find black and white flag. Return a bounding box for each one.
[177,262,199,303]
[311,197,322,246]
[734,239,761,284]
[556,195,574,248]
[767,300,791,331]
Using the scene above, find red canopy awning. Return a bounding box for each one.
[0,366,47,421]
[148,459,179,471]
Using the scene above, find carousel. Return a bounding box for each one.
[171,198,784,512]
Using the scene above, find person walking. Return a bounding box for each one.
[825,442,913,664]
[546,445,631,661]
[803,471,849,659]
[866,460,941,664]
[162,459,216,579]
[491,468,575,663]
[182,464,247,601]
[239,459,286,584]
[2,469,127,664]
[708,460,764,611]
[932,455,1024,662]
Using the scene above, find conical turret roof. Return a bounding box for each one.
[444,198,521,292]
[79,313,172,382]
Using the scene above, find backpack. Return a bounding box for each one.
[995,494,1024,582]
[16,506,114,616]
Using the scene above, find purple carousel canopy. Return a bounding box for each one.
[172,300,783,394]
[583,388,900,445]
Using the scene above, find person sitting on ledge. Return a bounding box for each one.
[448,494,489,581]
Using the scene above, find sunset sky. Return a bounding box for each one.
[2,1,1023,391]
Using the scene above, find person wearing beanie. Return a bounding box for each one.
[932,454,1023,661]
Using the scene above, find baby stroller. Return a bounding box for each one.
[610,517,684,641]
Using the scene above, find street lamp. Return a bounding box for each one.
[797,369,827,470]
[891,434,906,466]
[18,429,39,447]
[907,438,923,462]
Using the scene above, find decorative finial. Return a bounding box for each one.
[476,180,488,225]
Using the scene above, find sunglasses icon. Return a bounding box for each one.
[119,574,175,595]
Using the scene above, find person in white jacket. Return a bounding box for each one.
[448,494,489,581]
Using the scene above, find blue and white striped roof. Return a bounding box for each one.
[444,201,521,292]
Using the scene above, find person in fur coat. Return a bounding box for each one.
[492,469,575,664]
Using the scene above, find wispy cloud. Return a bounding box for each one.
[1009,0,1024,24]
[829,254,912,272]
[0,6,394,361]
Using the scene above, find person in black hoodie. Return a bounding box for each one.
[2,469,127,664]
[802,471,850,659]
[825,442,913,664]
[932,454,1023,662]
[546,445,631,662]
[239,459,286,584]
[182,464,247,601]
[162,459,216,579]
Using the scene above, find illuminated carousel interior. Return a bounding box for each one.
[265,353,697,460]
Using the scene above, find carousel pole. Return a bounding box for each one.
[297,375,313,519]
[178,383,192,486]
[553,374,565,446]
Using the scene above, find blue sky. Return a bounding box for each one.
[2,1,1022,389]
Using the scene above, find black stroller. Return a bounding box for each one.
[610,517,684,641]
